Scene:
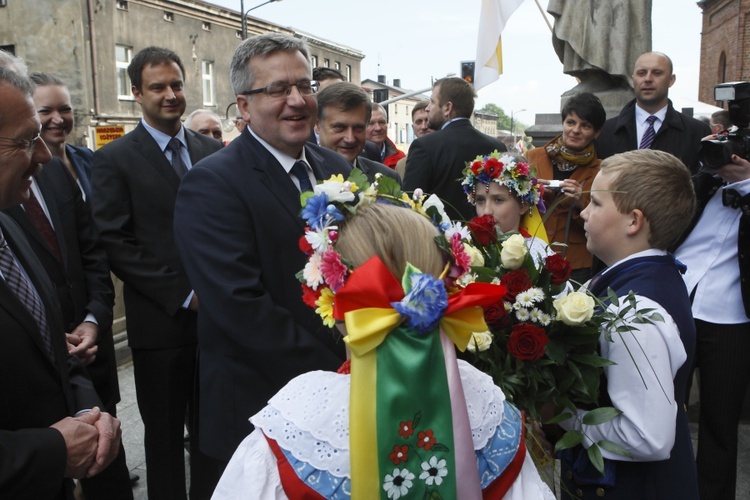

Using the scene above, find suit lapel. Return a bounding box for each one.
[66,145,93,200]
[35,171,69,267]
[132,123,182,191]
[0,215,63,369]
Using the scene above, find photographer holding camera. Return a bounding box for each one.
[673,81,750,500]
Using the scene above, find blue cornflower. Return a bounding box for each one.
[301,193,330,230]
[391,273,448,334]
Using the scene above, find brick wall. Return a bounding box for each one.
[699,0,750,105]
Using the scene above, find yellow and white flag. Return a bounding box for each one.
[474,0,525,90]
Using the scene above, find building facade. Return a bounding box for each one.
[0,0,364,146]
[698,0,750,105]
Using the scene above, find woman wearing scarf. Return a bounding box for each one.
[527,92,606,284]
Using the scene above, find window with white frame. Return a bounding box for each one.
[345,64,351,82]
[311,55,318,67]
[334,61,340,70]
[202,60,215,106]
[323,58,329,68]
[116,44,133,100]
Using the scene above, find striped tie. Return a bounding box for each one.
[639,115,658,149]
[0,230,54,359]
[291,160,314,192]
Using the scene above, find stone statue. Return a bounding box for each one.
[548,0,652,95]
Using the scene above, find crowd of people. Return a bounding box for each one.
[0,28,747,500]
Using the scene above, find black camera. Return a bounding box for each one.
[697,81,750,171]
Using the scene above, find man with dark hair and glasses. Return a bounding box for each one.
[90,46,222,499]
[174,33,351,469]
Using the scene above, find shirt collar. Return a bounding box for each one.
[441,117,469,130]
[634,103,668,126]
[141,119,187,152]
[248,127,309,174]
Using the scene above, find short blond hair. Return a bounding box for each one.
[335,203,445,280]
[600,150,695,249]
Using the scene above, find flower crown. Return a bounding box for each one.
[297,169,484,328]
[460,150,545,214]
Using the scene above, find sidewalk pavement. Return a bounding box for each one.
[116,361,750,499]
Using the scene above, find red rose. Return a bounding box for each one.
[483,302,508,327]
[507,323,548,361]
[500,270,532,301]
[301,283,321,308]
[545,253,572,285]
[468,215,497,246]
[298,234,313,255]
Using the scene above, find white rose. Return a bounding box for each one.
[500,234,528,269]
[553,291,595,326]
[466,330,493,352]
[463,243,485,267]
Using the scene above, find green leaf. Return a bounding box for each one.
[347,168,370,190]
[544,339,566,365]
[582,407,622,426]
[568,353,616,367]
[412,411,422,429]
[400,263,421,294]
[544,411,574,424]
[430,443,450,452]
[587,443,605,476]
[597,439,633,459]
[553,430,583,453]
[606,288,619,307]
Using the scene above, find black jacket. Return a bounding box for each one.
[596,99,711,173]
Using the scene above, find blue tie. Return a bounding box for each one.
[167,138,188,178]
[291,160,314,192]
[639,115,658,150]
[0,230,54,360]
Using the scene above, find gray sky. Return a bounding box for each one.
[209,0,709,124]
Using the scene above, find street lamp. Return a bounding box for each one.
[510,108,526,145]
[240,0,282,40]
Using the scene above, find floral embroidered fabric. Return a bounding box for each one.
[250,360,514,484]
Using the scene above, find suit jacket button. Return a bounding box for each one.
[566,470,573,480]
[575,488,584,497]
[596,487,606,497]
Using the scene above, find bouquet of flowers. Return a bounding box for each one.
[455,215,608,422]
[454,215,666,474]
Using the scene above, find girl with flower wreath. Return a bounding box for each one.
[212,194,554,499]
[461,150,554,268]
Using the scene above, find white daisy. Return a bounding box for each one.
[383,468,415,499]
[528,287,545,302]
[530,307,544,323]
[516,308,531,321]
[419,456,448,486]
[515,291,535,308]
[444,221,471,241]
[456,272,478,287]
[539,313,552,326]
[305,229,329,252]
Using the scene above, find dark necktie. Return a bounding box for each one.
[0,230,54,360]
[22,190,61,261]
[639,115,658,150]
[291,160,314,192]
[167,138,188,178]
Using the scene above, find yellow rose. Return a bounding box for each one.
[501,234,528,269]
[463,243,485,267]
[466,330,494,352]
[553,291,595,326]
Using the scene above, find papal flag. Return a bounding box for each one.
[474,0,525,90]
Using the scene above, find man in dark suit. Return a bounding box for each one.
[3,158,131,499]
[674,150,750,500]
[316,81,401,185]
[403,76,506,221]
[91,47,222,500]
[173,33,350,465]
[595,52,711,173]
[0,65,121,499]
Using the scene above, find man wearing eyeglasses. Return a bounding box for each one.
[174,33,351,468]
[90,46,222,500]
[0,65,123,498]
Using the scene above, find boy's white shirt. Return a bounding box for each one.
[560,248,687,461]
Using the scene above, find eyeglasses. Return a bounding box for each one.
[242,80,319,99]
[0,132,42,155]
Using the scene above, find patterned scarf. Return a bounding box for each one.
[545,135,596,172]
